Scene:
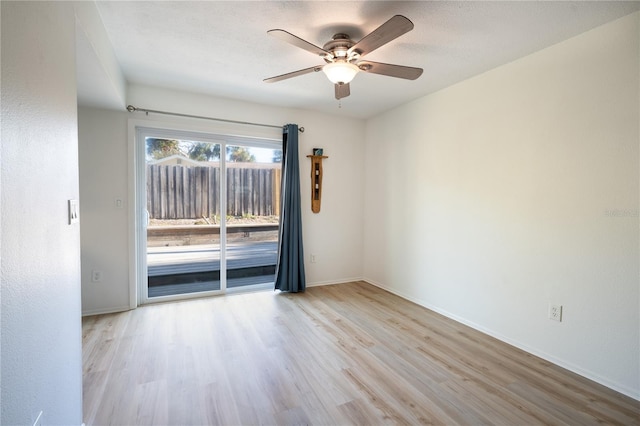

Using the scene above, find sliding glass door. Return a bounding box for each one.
[225,143,281,289]
[145,136,222,298]
[136,127,281,303]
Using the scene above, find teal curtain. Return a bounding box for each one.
[274,124,306,292]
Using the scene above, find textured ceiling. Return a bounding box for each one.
[87,1,640,119]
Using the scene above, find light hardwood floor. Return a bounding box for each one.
[83,281,639,425]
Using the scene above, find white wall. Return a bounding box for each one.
[363,12,640,398]
[75,1,127,110]
[78,108,132,315]
[79,85,365,314]
[1,2,83,424]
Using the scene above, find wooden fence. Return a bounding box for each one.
[147,164,281,219]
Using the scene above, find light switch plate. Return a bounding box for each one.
[68,199,79,224]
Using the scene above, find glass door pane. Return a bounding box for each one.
[225,144,281,290]
[145,137,222,298]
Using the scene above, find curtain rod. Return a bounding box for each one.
[126,105,304,133]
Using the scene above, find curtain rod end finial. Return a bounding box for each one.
[126,105,136,112]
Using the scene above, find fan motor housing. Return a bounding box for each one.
[322,33,358,62]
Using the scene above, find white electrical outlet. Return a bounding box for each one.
[92,270,103,282]
[549,304,562,322]
[310,254,316,263]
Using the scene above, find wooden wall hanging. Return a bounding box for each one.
[306,154,328,213]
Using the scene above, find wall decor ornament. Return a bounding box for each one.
[307,150,328,213]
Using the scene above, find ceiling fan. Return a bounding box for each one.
[263,15,423,100]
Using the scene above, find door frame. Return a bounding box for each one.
[128,118,281,307]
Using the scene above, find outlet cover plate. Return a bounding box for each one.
[549,304,562,322]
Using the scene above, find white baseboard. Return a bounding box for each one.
[82,305,132,317]
[306,276,364,287]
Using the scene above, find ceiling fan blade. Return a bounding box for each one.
[357,60,423,80]
[348,15,414,57]
[264,65,324,83]
[268,29,330,57]
[335,83,350,100]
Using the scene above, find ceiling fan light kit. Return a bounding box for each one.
[264,15,423,100]
[323,62,359,84]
